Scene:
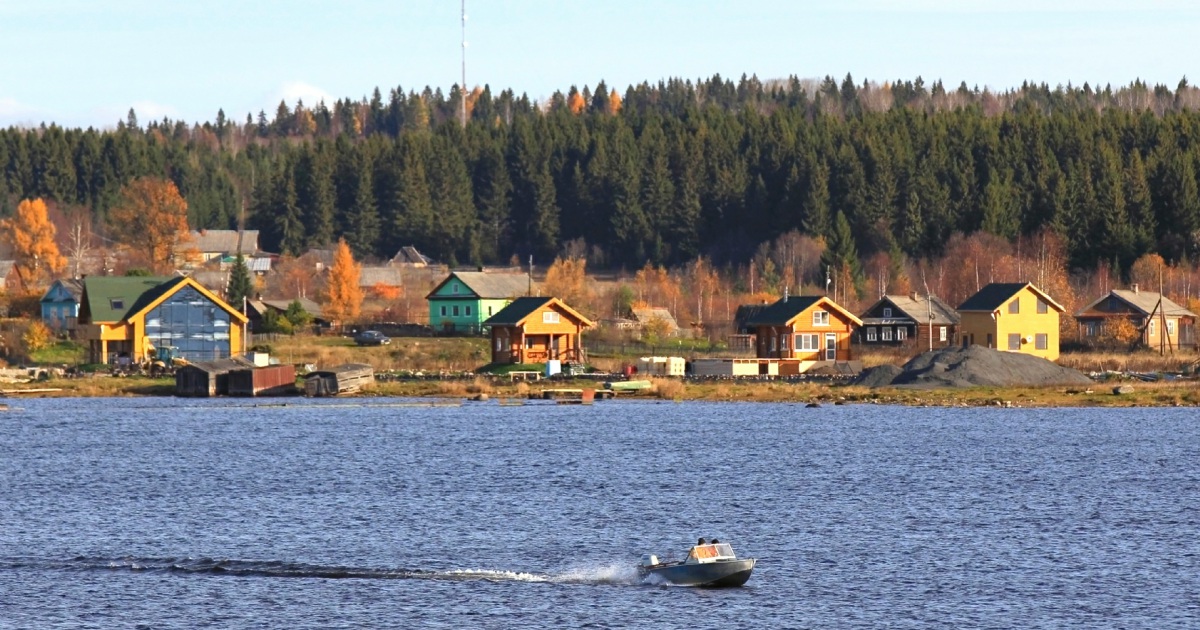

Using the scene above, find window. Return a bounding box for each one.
[1035,333,1048,350]
[897,327,907,341]
[1008,299,1020,314]
[883,307,893,318]
[939,326,947,342]
[440,306,447,317]
[1008,333,1021,350]
[110,299,124,310]
[488,307,493,316]
[882,327,893,341]
[495,336,503,351]
[781,335,789,350]
[770,336,777,351]
[1168,320,1176,337]
[1149,320,1156,337]
[812,311,830,326]
[542,311,560,324]
[525,337,536,349]
[465,306,472,317]
[1085,321,1099,337]
[866,327,877,342]
[797,334,819,351]
[452,305,460,316]
[1037,299,1048,314]
[452,284,459,294]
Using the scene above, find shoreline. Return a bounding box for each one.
[2,376,1197,408]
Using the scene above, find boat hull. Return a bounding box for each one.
[641,558,756,587]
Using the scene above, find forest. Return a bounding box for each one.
[3,73,1200,310]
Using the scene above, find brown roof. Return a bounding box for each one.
[875,294,960,325]
[428,271,532,300]
[183,230,260,256]
[631,306,680,333]
[1076,289,1197,318]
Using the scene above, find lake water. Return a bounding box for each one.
[1,398,1197,628]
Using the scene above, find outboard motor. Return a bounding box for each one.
[640,554,659,567]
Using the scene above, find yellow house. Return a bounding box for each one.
[484,296,595,364]
[957,282,1065,361]
[77,276,249,364]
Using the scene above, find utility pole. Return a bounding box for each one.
[460,0,468,127]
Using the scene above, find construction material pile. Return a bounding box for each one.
[853,345,1093,388]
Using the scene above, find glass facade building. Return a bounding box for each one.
[143,286,233,361]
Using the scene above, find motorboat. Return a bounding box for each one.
[638,541,756,587]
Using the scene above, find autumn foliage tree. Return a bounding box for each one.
[109,177,191,273]
[543,256,591,311]
[323,239,362,326]
[0,198,66,289]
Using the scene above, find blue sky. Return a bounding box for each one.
[1,0,1197,129]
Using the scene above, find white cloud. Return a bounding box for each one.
[272,81,336,108]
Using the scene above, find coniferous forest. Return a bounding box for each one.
[4,74,1200,283]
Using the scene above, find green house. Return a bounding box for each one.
[426,271,533,334]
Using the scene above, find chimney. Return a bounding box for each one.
[1132,283,1139,294]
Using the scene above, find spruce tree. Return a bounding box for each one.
[227,254,253,310]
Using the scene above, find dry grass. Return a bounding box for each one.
[1058,349,1200,374]
[650,378,685,400]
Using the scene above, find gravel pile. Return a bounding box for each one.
[853,345,1093,388]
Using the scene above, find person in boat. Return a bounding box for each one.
[711,538,720,544]
[697,537,707,545]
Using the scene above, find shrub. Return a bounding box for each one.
[22,320,53,354]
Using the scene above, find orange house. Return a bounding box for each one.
[744,295,863,363]
[484,297,595,364]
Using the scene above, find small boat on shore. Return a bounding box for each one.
[638,540,756,587]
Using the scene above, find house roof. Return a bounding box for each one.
[631,306,680,331]
[81,276,176,322]
[871,294,960,325]
[190,270,230,293]
[1076,289,1197,318]
[391,246,432,266]
[427,271,532,300]
[483,296,596,328]
[252,296,325,319]
[184,229,259,255]
[41,278,85,302]
[734,304,769,331]
[82,276,249,324]
[744,296,864,327]
[957,282,1065,313]
[359,266,405,288]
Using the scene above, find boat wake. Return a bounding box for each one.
[0,556,644,586]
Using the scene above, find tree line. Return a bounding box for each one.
[4,74,1200,290]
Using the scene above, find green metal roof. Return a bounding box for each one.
[483,296,553,326]
[80,276,176,323]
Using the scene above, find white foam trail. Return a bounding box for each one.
[551,562,642,585]
[442,568,549,583]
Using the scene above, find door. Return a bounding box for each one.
[825,333,837,361]
[550,334,561,359]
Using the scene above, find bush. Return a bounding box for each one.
[22,321,53,354]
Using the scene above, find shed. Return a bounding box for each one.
[638,356,686,376]
[228,364,298,397]
[304,363,374,397]
[175,357,254,397]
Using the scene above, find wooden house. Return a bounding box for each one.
[177,229,260,264]
[76,276,249,364]
[957,282,1065,361]
[40,278,84,333]
[630,306,681,337]
[743,295,863,364]
[427,271,533,334]
[484,296,595,365]
[1074,286,1197,350]
[0,260,22,294]
[857,294,960,348]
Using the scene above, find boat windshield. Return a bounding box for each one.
[688,543,736,563]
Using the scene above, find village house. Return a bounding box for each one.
[0,260,22,294]
[40,278,85,333]
[426,270,533,334]
[744,295,863,363]
[857,294,960,348]
[1074,285,1197,350]
[483,296,594,365]
[630,306,681,338]
[176,229,261,264]
[246,296,329,331]
[957,282,1065,361]
[76,276,248,364]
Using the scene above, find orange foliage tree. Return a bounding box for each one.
[633,262,681,313]
[543,256,591,311]
[370,282,402,302]
[567,90,586,115]
[109,177,191,273]
[1129,253,1167,290]
[323,239,363,325]
[607,89,622,115]
[0,198,66,289]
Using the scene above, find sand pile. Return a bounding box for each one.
[853,345,1093,388]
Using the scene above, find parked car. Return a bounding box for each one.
[354,330,391,346]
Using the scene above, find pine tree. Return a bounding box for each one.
[226,254,253,309]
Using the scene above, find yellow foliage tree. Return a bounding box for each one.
[109,177,191,273]
[543,256,591,310]
[22,320,53,354]
[567,91,586,115]
[1101,316,1141,347]
[0,198,66,289]
[633,262,680,312]
[323,239,363,325]
[607,88,622,115]
[1129,253,1167,291]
